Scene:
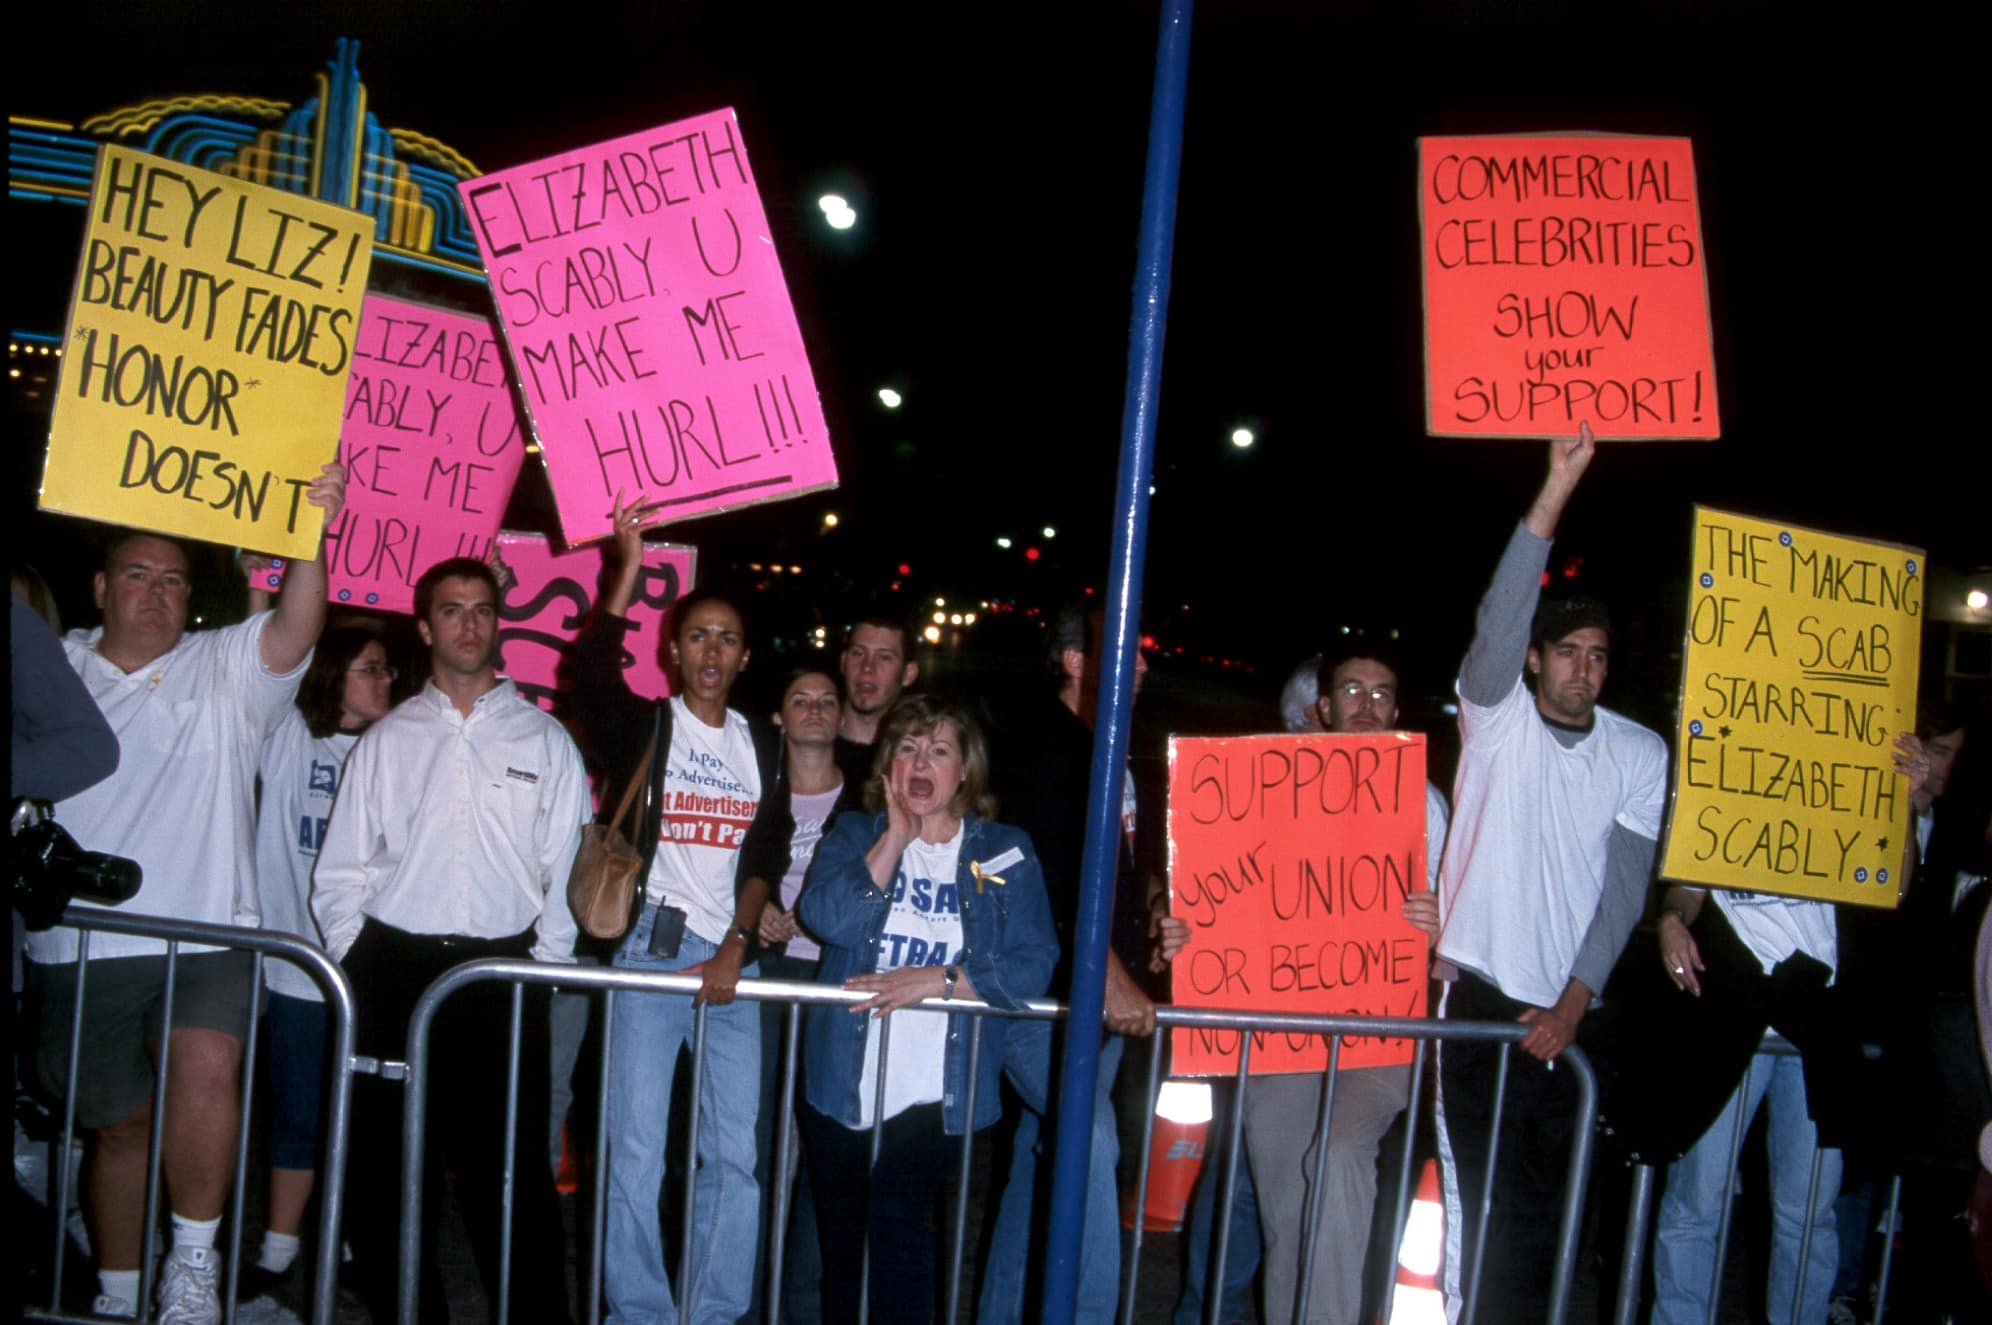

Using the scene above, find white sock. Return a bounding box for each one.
[170,1211,222,1255]
[258,1230,301,1274]
[98,1268,140,1305]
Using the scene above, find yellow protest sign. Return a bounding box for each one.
[40,146,374,558]
[1660,507,1922,907]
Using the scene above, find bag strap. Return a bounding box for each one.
[609,711,660,835]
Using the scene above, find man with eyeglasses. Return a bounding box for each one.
[1429,424,1669,1323]
[25,465,344,1324]
[313,555,590,1324]
[1165,648,1447,1325]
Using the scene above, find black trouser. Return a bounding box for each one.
[801,1099,952,1325]
[1438,971,1594,1324]
[342,918,571,1324]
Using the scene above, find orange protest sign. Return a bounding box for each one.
[1168,732,1430,1075]
[1419,133,1718,440]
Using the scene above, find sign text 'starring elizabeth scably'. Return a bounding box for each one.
[42,146,374,558]
[1659,509,1921,907]
[495,532,695,715]
[460,109,836,547]
[1169,732,1430,1075]
[1418,134,1718,440]
[320,295,527,613]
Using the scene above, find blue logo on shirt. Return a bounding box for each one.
[308,760,340,795]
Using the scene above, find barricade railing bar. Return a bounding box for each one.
[397,959,1599,1325]
[20,906,359,1325]
[1609,1033,1901,1325]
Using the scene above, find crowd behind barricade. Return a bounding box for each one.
[10,437,1992,1325]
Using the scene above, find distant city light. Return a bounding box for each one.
[932,611,947,624]
[1970,589,1990,611]
[822,512,839,528]
[1025,547,1041,562]
[934,597,946,607]
[995,536,1012,549]
[949,614,963,626]
[898,563,912,576]
[877,388,903,409]
[1041,526,1057,539]
[1230,427,1256,449]
[964,613,977,625]
[923,625,942,643]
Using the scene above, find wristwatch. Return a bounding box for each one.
[727,923,755,946]
[942,965,961,999]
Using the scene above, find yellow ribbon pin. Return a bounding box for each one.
[970,861,1006,894]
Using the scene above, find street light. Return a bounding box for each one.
[1230,427,1256,449]
[877,387,903,409]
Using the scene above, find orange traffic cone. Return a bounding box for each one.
[1383,1159,1446,1324]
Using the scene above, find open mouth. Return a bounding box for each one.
[907,776,935,800]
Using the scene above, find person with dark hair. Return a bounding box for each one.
[1429,426,1669,1321]
[237,624,389,1301]
[981,600,1168,1325]
[312,553,588,1324]
[25,466,343,1323]
[569,493,794,1325]
[748,667,866,1325]
[835,614,920,786]
[800,694,1059,1325]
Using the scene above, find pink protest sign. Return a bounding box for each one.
[494,531,696,713]
[461,109,836,547]
[320,296,527,612]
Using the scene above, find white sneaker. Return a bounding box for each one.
[90,1294,137,1318]
[155,1246,222,1324]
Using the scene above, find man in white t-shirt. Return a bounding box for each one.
[1430,426,1669,1323]
[25,465,343,1323]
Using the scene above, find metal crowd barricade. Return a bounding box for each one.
[1610,1034,1901,1325]
[21,906,359,1325]
[398,959,1599,1325]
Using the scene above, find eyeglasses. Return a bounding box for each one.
[1334,681,1395,706]
[349,663,398,679]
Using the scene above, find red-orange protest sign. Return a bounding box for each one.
[1419,134,1719,440]
[1168,732,1430,1075]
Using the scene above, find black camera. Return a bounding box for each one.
[12,800,142,930]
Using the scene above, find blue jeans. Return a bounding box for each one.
[979,1033,1125,1324]
[603,910,762,1325]
[1652,1051,1840,1325]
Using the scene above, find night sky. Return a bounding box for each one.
[9,1,1984,715]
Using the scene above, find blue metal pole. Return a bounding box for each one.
[1039,3,1193,1321]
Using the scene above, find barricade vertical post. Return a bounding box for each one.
[1458,1044,1510,1325]
[1118,1034,1168,1325]
[681,1002,709,1325]
[1546,1056,1598,1325]
[310,946,360,1325]
[1377,1040,1429,1325]
[1612,1163,1657,1325]
[944,1016,985,1325]
[768,1000,803,1325]
[48,933,90,1309]
[497,981,525,1325]
[1873,1173,1902,1321]
[223,951,264,1320]
[1203,1036,1251,1325]
[137,942,178,1317]
[1041,1,1193,1319]
[1705,1058,1758,1325]
[859,1014,894,1325]
[588,988,617,1325]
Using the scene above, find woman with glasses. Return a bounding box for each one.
[241,623,395,1301]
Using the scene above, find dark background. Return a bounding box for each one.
[8,0,1984,736]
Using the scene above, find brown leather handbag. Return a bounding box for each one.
[566,715,659,940]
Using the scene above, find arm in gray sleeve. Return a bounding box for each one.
[1459,522,1552,707]
[1568,822,1658,994]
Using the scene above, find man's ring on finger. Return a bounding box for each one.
[1672,965,1684,975]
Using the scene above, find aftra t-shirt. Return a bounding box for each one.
[855,825,966,1128]
[647,696,762,945]
[779,784,843,962]
[254,710,357,1002]
[1711,889,1838,980]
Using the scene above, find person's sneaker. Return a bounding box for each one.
[90,1294,137,1318]
[156,1246,222,1324]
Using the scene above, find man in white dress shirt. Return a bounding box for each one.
[313,555,589,1324]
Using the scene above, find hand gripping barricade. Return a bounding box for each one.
[19,906,359,1325]
[391,958,1605,1325]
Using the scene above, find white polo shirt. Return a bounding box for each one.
[32,612,305,964]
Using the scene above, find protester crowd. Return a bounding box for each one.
[12,434,1992,1325]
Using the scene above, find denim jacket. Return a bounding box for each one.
[799,811,1059,1135]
